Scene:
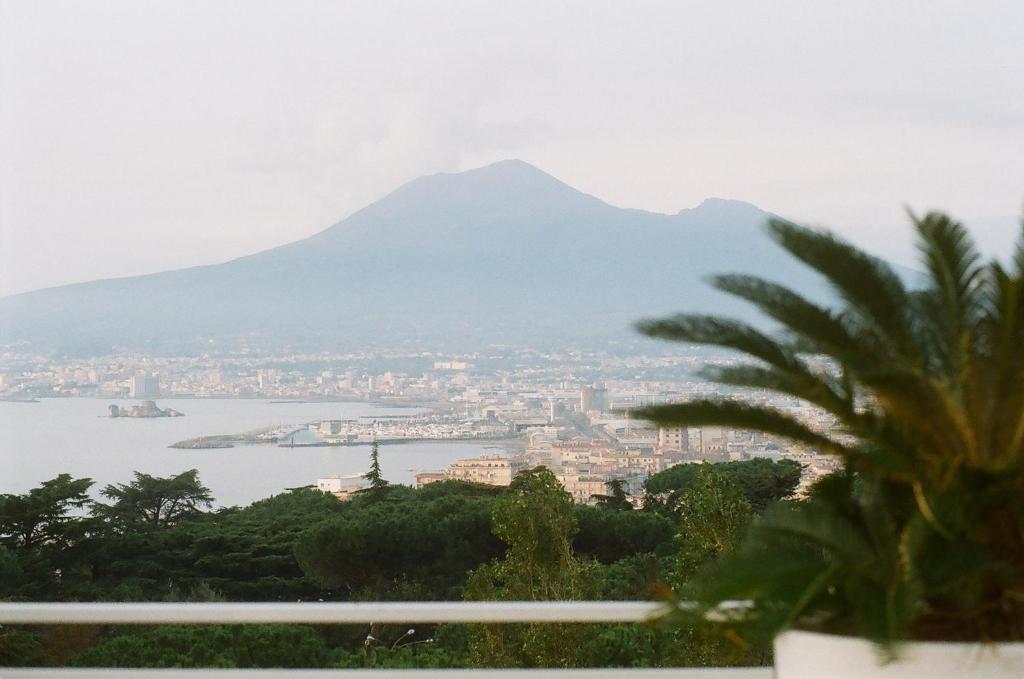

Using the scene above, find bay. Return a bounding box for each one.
[0,398,499,507]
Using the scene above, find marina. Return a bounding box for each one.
[0,398,495,507]
[170,412,522,449]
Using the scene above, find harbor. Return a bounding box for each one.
[169,411,522,450]
[2,398,493,507]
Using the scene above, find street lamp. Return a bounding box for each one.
[397,638,434,650]
[390,628,416,650]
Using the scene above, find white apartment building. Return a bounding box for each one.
[316,476,365,501]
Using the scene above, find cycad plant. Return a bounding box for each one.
[637,213,1024,646]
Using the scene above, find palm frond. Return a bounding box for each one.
[710,273,887,368]
[636,315,800,371]
[754,502,876,571]
[644,210,1024,646]
[980,263,1024,462]
[911,210,984,382]
[767,219,917,361]
[1015,222,1024,277]
[852,477,901,567]
[701,364,851,418]
[855,367,977,475]
[999,222,1024,460]
[639,400,852,457]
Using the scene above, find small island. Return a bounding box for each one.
[109,401,184,418]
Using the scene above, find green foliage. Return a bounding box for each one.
[488,468,580,592]
[169,488,345,600]
[94,469,213,531]
[591,479,633,511]
[638,214,1024,644]
[0,475,95,598]
[360,441,390,500]
[597,552,671,601]
[0,628,46,666]
[644,458,801,514]
[0,546,24,596]
[333,643,467,669]
[78,528,176,601]
[671,463,752,585]
[333,625,471,668]
[68,625,330,668]
[296,481,502,599]
[579,624,663,667]
[657,465,760,668]
[574,506,675,564]
[464,467,600,667]
[0,474,93,549]
[1,467,730,668]
[0,475,346,603]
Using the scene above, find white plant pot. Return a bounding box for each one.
[774,630,1024,679]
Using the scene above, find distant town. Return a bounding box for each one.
[0,346,843,505]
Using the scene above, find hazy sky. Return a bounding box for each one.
[2,1,1022,297]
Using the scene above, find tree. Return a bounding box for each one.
[360,441,389,499]
[0,546,24,597]
[94,469,213,530]
[69,625,330,668]
[485,468,582,600]
[173,488,345,601]
[0,474,93,549]
[0,627,45,666]
[464,467,599,667]
[643,458,801,515]
[715,458,801,512]
[672,463,751,585]
[590,479,633,511]
[0,475,95,598]
[637,214,1024,644]
[573,506,675,564]
[296,482,502,600]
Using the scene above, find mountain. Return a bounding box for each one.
[0,160,827,354]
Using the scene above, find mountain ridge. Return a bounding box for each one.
[0,160,817,354]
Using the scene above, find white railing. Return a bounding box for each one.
[0,601,771,678]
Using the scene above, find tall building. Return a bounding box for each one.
[658,426,688,452]
[129,374,160,399]
[580,383,608,413]
[699,425,727,456]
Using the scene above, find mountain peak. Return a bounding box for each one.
[466,157,546,176]
[346,159,600,224]
[676,197,769,226]
[0,158,810,355]
[409,158,572,194]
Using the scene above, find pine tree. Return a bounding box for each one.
[591,478,633,511]
[362,441,389,498]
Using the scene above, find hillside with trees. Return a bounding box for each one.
[0,457,800,668]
